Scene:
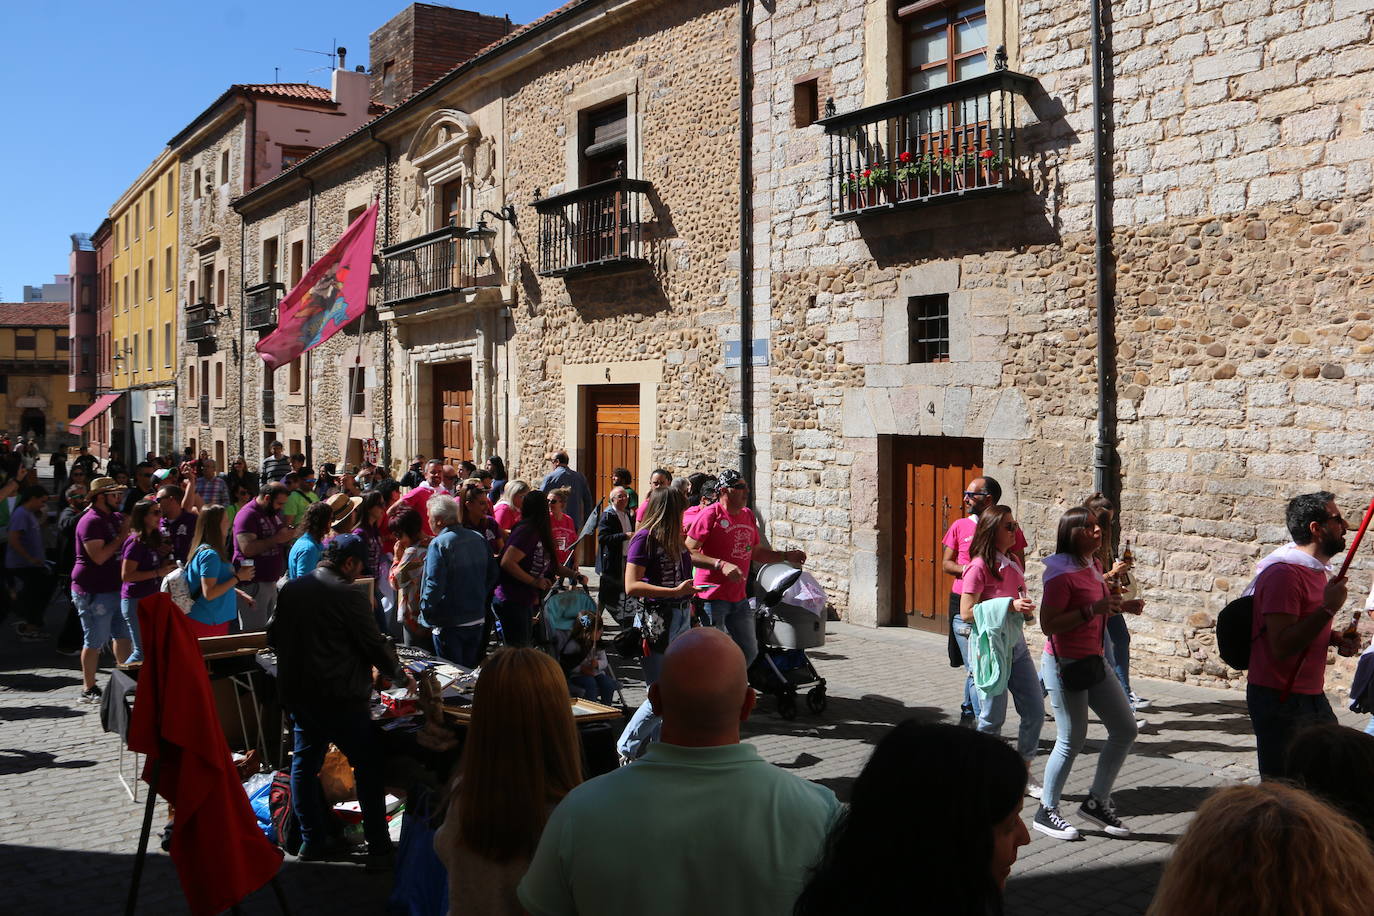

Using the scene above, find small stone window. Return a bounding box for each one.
[793,76,821,128]
[347,368,367,416]
[908,294,950,362]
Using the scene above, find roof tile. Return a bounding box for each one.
[0,302,69,327]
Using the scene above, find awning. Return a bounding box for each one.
[68,392,123,432]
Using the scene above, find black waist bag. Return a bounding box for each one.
[1216,595,1255,670]
[1060,655,1106,691]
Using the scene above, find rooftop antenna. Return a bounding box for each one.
[274,66,280,83]
[294,39,339,76]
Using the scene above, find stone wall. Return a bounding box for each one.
[754,0,1374,686]
[497,0,749,490]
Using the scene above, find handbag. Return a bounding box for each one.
[612,623,644,659]
[1050,624,1107,692]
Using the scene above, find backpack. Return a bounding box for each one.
[268,769,302,855]
[162,547,209,614]
[1216,595,1255,670]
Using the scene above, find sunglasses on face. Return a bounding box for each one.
[964,490,989,498]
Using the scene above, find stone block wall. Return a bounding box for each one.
[754,0,1374,686]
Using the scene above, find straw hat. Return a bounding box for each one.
[326,493,362,532]
[88,476,127,496]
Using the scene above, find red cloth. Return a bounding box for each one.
[128,593,282,916]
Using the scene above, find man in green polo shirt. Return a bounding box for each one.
[519,628,839,916]
[283,470,319,527]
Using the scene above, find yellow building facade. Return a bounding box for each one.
[109,149,180,459]
[0,302,86,447]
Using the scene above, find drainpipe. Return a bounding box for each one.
[1090,0,1116,505]
[238,216,246,460]
[304,173,316,468]
[370,126,393,470]
[737,0,756,492]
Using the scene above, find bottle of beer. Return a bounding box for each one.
[1343,610,1363,641]
[1121,540,1134,564]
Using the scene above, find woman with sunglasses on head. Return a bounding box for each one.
[960,505,1045,799]
[1034,506,1143,841]
[119,498,177,664]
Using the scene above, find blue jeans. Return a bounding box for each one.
[1103,613,1131,694]
[289,702,391,852]
[951,612,981,719]
[976,637,1045,762]
[119,596,145,663]
[1246,684,1337,778]
[433,624,483,668]
[707,598,757,667]
[73,589,128,649]
[570,672,618,705]
[1040,650,1138,809]
[493,597,534,648]
[638,602,693,686]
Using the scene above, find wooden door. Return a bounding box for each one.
[891,436,982,634]
[583,385,639,504]
[432,361,474,464]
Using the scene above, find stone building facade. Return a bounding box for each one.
[750,0,1373,685]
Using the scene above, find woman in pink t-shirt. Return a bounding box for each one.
[549,487,577,568]
[1033,506,1144,843]
[958,506,1044,789]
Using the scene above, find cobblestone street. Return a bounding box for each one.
[1,594,1366,914]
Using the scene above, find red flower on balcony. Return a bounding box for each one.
[862,169,872,177]
[941,148,953,157]
[980,148,996,159]
[898,150,913,163]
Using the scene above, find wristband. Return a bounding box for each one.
[714,559,723,572]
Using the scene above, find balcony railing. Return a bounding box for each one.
[198,394,210,426]
[262,388,276,427]
[245,282,283,331]
[533,177,652,278]
[380,225,480,307]
[185,301,218,343]
[819,67,1036,219]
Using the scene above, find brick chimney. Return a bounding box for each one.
[369,4,516,106]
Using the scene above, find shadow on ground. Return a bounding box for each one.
[1006,858,1164,915]
[0,844,394,914]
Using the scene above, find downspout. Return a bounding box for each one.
[1090,0,1117,504]
[304,173,316,468]
[737,0,756,491]
[370,126,393,471]
[238,99,255,460]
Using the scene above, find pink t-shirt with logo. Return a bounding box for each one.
[961,555,1026,603]
[687,502,760,603]
[942,515,1029,594]
[1041,560,1108,659]
[1250,562,1331,695]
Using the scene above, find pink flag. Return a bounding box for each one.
[256,201,378,372]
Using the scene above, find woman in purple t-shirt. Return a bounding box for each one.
[119,499,175,664]
[495,491,583,648]
[626,487,698,680]
[1034,506,1144,843]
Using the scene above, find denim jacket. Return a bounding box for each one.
[420,525,497,628]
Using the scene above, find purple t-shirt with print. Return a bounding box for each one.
[120,534,163,600]
[625,529,691,590]
[161,511,197,564]
[495,523,551,606]
[73,508,125,595]
[232,499,285,582]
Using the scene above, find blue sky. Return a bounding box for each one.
[0,0,556,302]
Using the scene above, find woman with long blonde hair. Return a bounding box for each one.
[1148,782,1374,916]
[184,505,252,637]
[434,648,582,915]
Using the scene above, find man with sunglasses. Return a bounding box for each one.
[942,476,1027,725]
[1245,492,1363,777]
[686,469,806,666]
[73,477,134,702]
[121,461,158,514]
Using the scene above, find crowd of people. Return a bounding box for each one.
[7,432,1374,914]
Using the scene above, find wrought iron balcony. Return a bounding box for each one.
[198,394,210,426]
[245,282,283,331]
[380,225,482,307]
[818,68,1036,219]
[185,300,219,343]
[533,177,652,278]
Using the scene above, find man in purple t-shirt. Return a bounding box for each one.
[940,475,1027,723]
[156,483,199,564]
[686,469,805,666]
[233,482,299,630]
[72,477,133,703]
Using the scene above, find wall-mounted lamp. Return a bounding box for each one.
[466,206,517,268]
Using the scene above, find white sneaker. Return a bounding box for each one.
[1026,781,1043,800]
[1128,692,1151,711]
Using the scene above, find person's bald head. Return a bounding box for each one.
[648,628,755,746]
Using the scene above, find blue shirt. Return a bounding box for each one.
[187,546,238,626]
[288,532,324,580]
[4,504,43,569]
[420,525,497,628]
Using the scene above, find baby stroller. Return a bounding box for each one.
[747,562,828,720]
[541,579,628,707]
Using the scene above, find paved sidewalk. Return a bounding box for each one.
[1,601,1365,914]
